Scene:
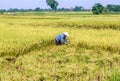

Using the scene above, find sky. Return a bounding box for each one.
[0,0,120,9]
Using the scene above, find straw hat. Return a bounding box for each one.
[63,32,69,37]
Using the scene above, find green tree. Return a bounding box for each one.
[115,5,120,12]
[35,7,41,11]
[73,6,84,11]
[106,4,120,12]
[46,0,59,11]
[0,9,6,14]
[106,4,115,12]
[92,3,104,14]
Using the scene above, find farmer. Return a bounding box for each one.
[55,32,69,45]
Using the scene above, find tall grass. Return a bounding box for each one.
[0,25,120,57]
[0,14,120,57]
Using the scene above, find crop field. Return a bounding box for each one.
[0,12,120,81]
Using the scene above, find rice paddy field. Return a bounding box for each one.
[0,12,120,81]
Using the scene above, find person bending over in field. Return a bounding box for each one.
[55,32,69,46]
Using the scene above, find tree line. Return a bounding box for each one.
[0,0,120,14]
[0,6,87,14]
[92,3,120,14]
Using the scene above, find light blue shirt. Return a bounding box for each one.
[55,34,67,43]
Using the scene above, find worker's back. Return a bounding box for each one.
[55,34,64,41]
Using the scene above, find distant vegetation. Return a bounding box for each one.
[0,2,120,14]
[0,6,88,14]
[92,3,104,14]
[46,0,59,11]
[92,3,120,14]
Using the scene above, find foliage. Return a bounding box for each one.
[46,0,59,11]
[92,3,104,14]
[0,9,6,14]
[73,6,84,11]
[107,4,120,12]
[0,3,120,13]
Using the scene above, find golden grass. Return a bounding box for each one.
[0,12,120,81]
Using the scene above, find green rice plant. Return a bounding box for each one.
[109,70,120,81]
